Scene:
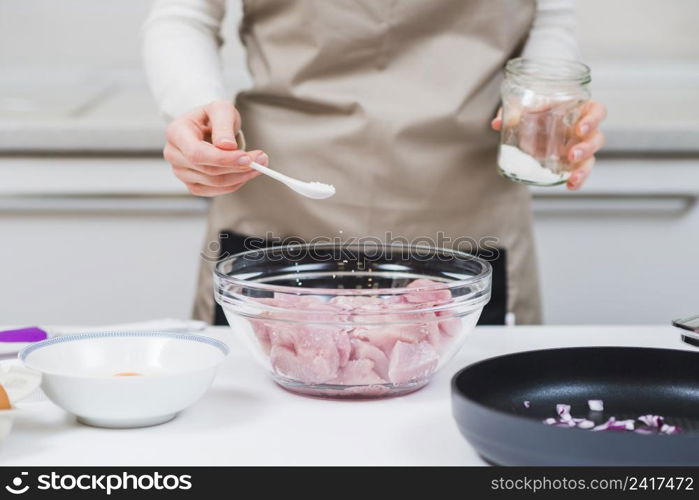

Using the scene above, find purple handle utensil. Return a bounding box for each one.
[0,327,48,343]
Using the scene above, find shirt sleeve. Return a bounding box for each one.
[522,0,581,61]
[142,0,229,121]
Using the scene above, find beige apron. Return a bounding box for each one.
[194,0,542,324]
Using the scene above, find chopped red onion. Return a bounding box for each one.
[660,423,681,435]
[537,403,682,435]
[638,414,664,428]
[587,399,604,411]
[577,419,595,429]
[608,419,635,432]
[556,403,570,415]
[556,404,572,421]
[523,400,531,408]
[592,417,616,432]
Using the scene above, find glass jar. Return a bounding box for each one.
[498,58,591,186]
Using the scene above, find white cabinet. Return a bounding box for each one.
[0,157,209,325]
[533,158,699,325]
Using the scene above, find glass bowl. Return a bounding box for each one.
[214,243,491,398]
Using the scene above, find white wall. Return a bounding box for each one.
[2,1,698,67]
[0,1,154,68]
[0,0,249,88]
[0,211,207,325]
[576,0,699,61]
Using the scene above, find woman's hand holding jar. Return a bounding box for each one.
[491,58,607,190]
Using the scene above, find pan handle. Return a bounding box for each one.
[672,315,699,333]
[672,315,699,348]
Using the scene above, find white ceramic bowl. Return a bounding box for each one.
[20,332,229,428]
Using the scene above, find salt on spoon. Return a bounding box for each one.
[249,161,335,199]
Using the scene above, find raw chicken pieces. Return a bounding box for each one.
[249,279,461,389]
[387,341,439,386]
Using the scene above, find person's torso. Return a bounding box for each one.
[211,0,536,243]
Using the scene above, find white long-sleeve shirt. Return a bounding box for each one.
[143,0,580,120]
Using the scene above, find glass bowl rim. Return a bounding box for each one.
[214,242,492,296]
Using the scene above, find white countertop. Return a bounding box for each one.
[0,324,691,466]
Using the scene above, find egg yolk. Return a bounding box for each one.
[0,385,10,410]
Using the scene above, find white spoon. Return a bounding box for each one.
[249,162,336,199]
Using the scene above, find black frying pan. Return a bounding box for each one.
[451,347,699,465]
